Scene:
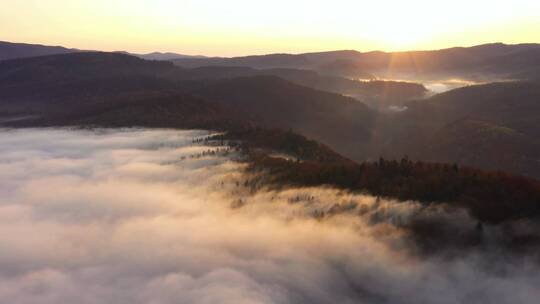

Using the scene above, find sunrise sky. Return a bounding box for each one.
[1,0,539,56]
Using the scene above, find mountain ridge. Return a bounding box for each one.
[1,50,539,180]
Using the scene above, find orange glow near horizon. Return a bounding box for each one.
[1,0,539,56]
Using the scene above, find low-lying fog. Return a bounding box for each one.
[369,77,478,95]
[0,128,538,304]
[423,79,478,94]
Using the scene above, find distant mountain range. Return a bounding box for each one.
[0,41,427,109]
[171,43,540,81]
[4,40,540,81]
[1,42,540,180]
[0,41,204,62]
[113,50,206,61]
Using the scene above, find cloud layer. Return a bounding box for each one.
[0,128,538,304]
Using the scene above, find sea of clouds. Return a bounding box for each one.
[0,128,538,304]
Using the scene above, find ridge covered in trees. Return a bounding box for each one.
[241,146,540,225]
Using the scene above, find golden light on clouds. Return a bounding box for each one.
[1,0,539,55]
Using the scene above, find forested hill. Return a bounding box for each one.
[371,81,540,179]
[2,52,540,179]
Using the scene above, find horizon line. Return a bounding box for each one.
[2,39,540,58]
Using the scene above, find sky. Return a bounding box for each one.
[1,0,539,56]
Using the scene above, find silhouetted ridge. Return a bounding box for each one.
[0,52,179,84]
[0,40,77,61]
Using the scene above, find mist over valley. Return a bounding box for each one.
[1,128,539,303]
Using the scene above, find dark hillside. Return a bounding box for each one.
[189,76,376,158]
[0,41,77,61]
[372,81,540,179]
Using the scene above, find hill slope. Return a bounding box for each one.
[0,52,377,158]
[0,41,77,61]
[372,82,540,178]
[187,76,376,157]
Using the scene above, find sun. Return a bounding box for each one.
[363,18,439,51]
